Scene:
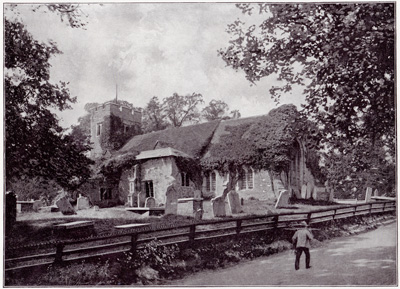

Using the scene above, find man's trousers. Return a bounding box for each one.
[295,247,310,270]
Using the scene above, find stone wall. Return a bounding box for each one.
[237,169,276,200]
[119,157,198,206]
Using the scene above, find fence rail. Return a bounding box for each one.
[5,200,396,272]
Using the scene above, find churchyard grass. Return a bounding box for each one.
[7,199,337,249]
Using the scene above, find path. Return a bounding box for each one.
[170,222,397,286]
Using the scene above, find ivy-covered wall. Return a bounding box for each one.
[90,101,142,158]
[100,114,141,152]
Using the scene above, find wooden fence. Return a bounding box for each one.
[5,200,396,272]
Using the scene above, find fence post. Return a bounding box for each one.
[131,234,138,255]
[274,215,279,229]
[353,205,357,217]
[307,212,312,225]
[369,203,372,217]
[382,202,386,213]
[189,224,196,247]
[54,243,64,263]
[236,220,242,235]
[333,209,337,220]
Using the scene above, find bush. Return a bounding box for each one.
[6,260,114,286]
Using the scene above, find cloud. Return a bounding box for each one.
[9,3,307,128]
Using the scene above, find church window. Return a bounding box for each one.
[144,181,154,198]
[205,172,217,192]
[96,123,102,136]
[238,167,254,190]
[181,173,190,186]
[211,172,216,191]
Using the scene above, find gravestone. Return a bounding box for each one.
[6,191,17,232]
[77,194,90,210]
[145,197,156,208]
[306,182,313,199]
[165,185,178,215]
[127,192,134,207]
[373,189,379,197]
[33,200,44,212]
[55,195,76,215]
[227,190,241,214]
[274,180,285,198]
[275,190,290,208]
[365,187,373,202]
[211,196,226,217]
[138,191,146,207]
[301,185,307,199]
[194,209,203,220]
[93,205,100,211]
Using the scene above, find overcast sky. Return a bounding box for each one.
[7,3,306,129]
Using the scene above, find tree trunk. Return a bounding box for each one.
[268,170,275,197]
[221,171,238,200]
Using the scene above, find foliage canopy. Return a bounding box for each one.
[219,3,395,152]
[5,6,93,190]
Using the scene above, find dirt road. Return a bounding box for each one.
[171,222,397,286]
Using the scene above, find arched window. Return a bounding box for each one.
[205,171,217,192]
[181,172,190,187]
[238,167,254,190]
[211,172,216,191]
[144,181,154,198]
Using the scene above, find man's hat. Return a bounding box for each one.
[300,221,308,227]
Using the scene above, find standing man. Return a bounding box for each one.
[292,221,314,270]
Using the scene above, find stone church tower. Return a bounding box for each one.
[89,100,142,159]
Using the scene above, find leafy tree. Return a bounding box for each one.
[323,139,395,199]
[5,6,93,190]
[7,177,63,204]
[202,99,231,121]
[219,3,395,154]
[141,96,169,133]
[163,92,204,127]
[230,109,241,120]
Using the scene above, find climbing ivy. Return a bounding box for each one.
[100,115,141,151]
[175,156,203,189]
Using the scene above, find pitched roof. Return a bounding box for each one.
[118,114,274,160]
[135,147,191,160]
[209,115,268,145]
[119,120,220,158]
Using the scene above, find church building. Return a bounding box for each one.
[77,99,328,208]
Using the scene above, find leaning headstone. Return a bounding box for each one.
[306,182,313,199]
[365,187,373,202]
[138,191,146,207]
[145,197,156,208]
[6,191,17,232]
[227,190,241,214]
[165,185,178,215]
[373,189,379,197]
[77,194,90,210]
[55,195,76,215]
[127,192,134,207]
[194,208,203,220]
[275,190,290,208]
[211,196,226,217]
[301,185,307,199]
[33,200,44,212]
